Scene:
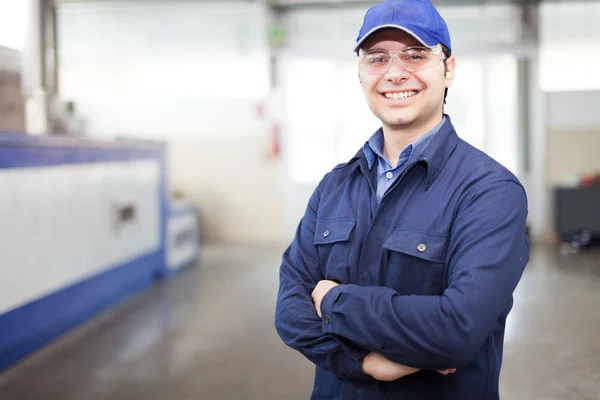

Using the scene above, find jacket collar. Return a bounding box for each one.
[346,115,459,191]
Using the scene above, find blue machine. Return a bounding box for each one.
[0,132,200,370]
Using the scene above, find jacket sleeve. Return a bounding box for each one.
[274,176,372,381]
[319,180,529,370]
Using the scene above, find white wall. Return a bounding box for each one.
[0,0,28,51]
[57,1,286,245]
[540,2,600,92]
[546,91,600,185]
[167,135,285,244]
[57,0,270,138]
[0,45,21,72]
[546,90,600,133]
[0,160,160,315]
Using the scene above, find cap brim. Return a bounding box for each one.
[353,24,438,53]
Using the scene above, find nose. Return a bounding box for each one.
[384,55,410,83]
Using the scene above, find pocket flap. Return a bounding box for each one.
[383,228,448,263]
[314,218,356,245]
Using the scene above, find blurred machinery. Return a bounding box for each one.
[0,45,25,132]
[0,133,200,371]
[554,176,600,252]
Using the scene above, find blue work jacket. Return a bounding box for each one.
[275,116,529,399]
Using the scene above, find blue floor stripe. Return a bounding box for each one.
[0,250,164,371]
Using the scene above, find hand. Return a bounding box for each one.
[362,352,419,381]
[362,352,456,381]
[311,280,339,318]
[437,368,457,375]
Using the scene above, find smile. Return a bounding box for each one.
[381,91,418,100]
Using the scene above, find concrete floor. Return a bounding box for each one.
[0,244,599,400]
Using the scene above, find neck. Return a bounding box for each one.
[382,114,443,168]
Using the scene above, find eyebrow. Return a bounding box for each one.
[365,46,388,52]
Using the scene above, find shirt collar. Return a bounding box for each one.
[352,114,459,190]
[362,116,446,170]
[363,128,385,169]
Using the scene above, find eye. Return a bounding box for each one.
[365,52,390,64]
[403,48,430,62]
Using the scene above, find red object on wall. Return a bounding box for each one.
[269,124,281,157]
[256,103,265,120]
[581,175,593,187]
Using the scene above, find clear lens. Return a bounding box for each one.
[360,47,443,75]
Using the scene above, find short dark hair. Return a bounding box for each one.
[441,45,451,104]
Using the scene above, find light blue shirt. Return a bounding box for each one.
[363,116,446,203]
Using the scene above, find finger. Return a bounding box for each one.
[437,368,456,375]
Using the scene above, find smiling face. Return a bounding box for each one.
[358,28,455,134]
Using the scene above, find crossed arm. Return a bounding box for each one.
[310,280,455,380]
[274,178,529,381]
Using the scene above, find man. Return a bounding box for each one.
[274,0,529,398]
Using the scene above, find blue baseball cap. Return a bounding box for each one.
[354,0,451,54]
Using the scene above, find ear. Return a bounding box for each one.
[444,56,456,88]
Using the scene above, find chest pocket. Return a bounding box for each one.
[313,218,356,281]
[382,228,448,295]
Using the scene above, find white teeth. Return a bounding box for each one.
[384,91,417,100]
